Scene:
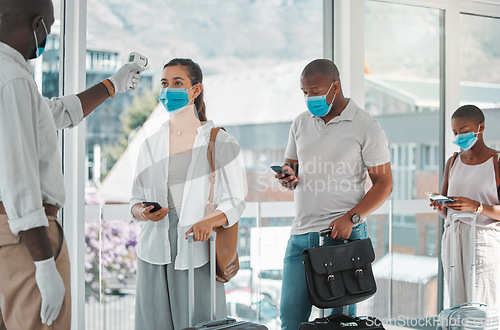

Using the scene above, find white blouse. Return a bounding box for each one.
[130,120,247,270]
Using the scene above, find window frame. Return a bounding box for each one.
[60,0,500,327]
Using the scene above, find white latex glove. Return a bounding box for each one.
[34,257,65,326]
[108,62,145,93]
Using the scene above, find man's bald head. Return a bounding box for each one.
[0,0,53,29]
[0,0,53,60]
[301,59,340,83]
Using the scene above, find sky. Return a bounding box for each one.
[52,0,500,84]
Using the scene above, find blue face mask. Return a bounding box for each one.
[33,19,49,58]
[452,125,481,150]
[158,85,195,115]
[305,82,335,117]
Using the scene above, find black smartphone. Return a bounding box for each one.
[142,201,162,213]
[270,165,291,178]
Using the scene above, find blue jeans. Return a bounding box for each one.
[279,222,368,330]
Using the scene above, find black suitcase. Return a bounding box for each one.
[299,314,385,329]
[183,232,268,329]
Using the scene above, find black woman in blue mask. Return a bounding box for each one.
[430,104,500,309]
[130,58,247,329]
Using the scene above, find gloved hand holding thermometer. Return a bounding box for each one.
[106,52,148,96]
[126,52,148,89]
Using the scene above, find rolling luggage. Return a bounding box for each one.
[437,212,499,329]
[184,232,268,330]
[300,228,384,329]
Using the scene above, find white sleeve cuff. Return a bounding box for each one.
[59,95,84,128]
[130,199,146,221]
[217,200,246,228]
[365,158,391,168]
[8,208,49,236]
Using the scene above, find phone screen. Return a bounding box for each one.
[425,193,455,204]
[142,201,162,213]
[270,165,291,177]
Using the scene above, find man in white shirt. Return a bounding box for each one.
[276,59,393,329]
[0,0,144,328]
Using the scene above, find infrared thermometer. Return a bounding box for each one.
[127,52,148,89]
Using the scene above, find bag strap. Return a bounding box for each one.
[207,127,226,205]
[493,152,500,201]
[442,152,459,195]
[447,152,459,181]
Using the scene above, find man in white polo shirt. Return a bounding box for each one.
[277,59,393,329]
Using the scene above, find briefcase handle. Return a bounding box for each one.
[319,228,360,242]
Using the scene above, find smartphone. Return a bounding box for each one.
[270,165,291,178]
[425,192,456,204]
[142,201,162,213]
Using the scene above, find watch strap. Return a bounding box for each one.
[102,79,115,98]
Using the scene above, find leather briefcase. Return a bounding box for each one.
[302,238,376,308]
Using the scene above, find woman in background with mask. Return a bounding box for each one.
[430,104,500,309]
[130,58,246,329]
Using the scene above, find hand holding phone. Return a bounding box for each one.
[142,201,162,213]
[270,165,291,178]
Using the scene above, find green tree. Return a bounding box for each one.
[102,88,158,176]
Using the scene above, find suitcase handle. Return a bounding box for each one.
[195,317,237,328]
[188,232,217,327]
[451,302,487,310]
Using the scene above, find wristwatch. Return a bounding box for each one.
[102,79,115,98]
[347,210,362,225]
[475,202,483,214]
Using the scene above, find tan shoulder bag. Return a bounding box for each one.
[207,127,239,283]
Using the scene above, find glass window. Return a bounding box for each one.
[34,0,61,99]
[362,0,441,321]
[459,14,500,149]
[426,222,437,256]
[421,143,439,170]
[83,1,322,328]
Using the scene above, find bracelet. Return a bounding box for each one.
[101,79,115,98]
